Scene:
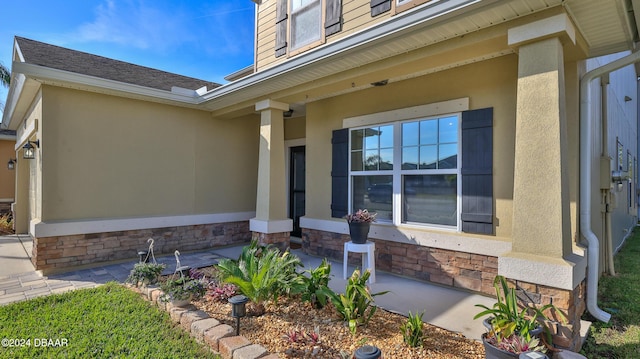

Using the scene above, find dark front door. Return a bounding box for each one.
[289,146,306,237]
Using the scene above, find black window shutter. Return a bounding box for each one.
[275,0,288,58]
[325,0,342,36]
[370,0,391,16]
[331,129,349,218]
[461,108,493,235]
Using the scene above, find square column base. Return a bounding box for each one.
[252,231,290,252]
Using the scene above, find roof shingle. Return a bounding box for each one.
[15,36,220,92]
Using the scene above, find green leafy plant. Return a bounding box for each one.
[474,275,566,342]
[329,269,389,334]
[216,240,303,315]
[299,258,335,309]
[126,262,166,287]
[400,311,425,347]
[160,274,207,302]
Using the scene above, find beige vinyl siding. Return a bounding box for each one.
[256,0,393,71]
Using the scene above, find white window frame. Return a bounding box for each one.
[347,114,462,231]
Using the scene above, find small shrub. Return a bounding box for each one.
[329,269,389,334]
[400,311,425,347]
[0,213,13,234]
[160,275,207,302]
[126,262,166,287]
[282,326,320,345]
[299,258,335,309]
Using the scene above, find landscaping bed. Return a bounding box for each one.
[132,240,485,358]
[191,293,485,358]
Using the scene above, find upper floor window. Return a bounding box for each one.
[290,0,322,50]
[275,0,342,57]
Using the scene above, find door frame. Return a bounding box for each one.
[285,139,306,236]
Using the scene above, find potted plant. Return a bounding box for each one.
[474,275,565,358]
[160,274,207,306]
[126,262,166,287]
[482,333,547,358]
[345,209,376,244]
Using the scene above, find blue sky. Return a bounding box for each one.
[0,0,256,105]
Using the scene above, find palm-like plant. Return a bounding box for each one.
[0,63,9,88]
[216,240,303,315]
[329,269,389,334]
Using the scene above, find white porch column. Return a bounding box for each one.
[250,99,292,248]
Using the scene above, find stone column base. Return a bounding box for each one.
[252,231,290,252]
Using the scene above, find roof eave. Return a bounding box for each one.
[199,0,493,109]
[3,62,207,127]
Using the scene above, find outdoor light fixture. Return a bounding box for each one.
[283,108,294,117]
[228,294,248,335]
[22,140,39,160]
[354,345,382,359]
[7,158,16,170]
[137,251,148,263]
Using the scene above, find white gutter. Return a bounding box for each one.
[580,50,640,323]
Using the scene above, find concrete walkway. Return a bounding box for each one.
[0,234,494,341]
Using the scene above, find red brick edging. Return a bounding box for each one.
[129,285,278,359]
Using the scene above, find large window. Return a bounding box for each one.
[349,114,460,227]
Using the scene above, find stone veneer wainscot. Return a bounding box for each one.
[32,221,250,274]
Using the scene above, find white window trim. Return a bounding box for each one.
[346,100,468,231]
[342,97,469,128]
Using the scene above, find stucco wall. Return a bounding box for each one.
[306,55,519,238]
[0,139,16,201]
[39,86,259,222]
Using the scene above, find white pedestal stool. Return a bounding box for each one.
[343,241,376,284]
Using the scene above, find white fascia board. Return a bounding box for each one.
[11,62,205,106]
[0,72,26,130]
[200,0,494,104]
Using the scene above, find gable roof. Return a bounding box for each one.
[14,37,220,92]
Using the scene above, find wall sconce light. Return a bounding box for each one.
[283,109,294,118]
[625,96,632,102]
[7,158,16,170]
[228,295,249,335]
[23,140,39,160]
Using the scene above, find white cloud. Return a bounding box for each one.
[73,0,192,52]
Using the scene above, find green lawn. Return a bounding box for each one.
[581,228,640,358]
[0,282,219,359]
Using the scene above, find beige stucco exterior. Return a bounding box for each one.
[20,86,260,226]
[0,137,16,201]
